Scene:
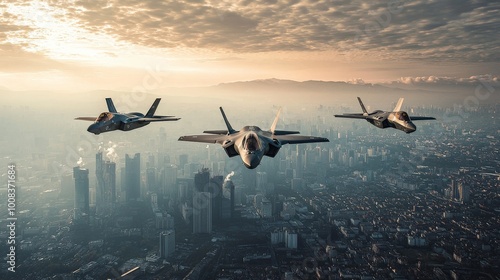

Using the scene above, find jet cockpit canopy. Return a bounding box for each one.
[242,133,260,153]
[394,111,410,122]
[96,112,114,123]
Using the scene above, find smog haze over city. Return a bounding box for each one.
[0,1,499,279]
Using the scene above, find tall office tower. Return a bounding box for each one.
[193,192,212,233]
[256,172,268,195]
[285,230,298,249]
[159,164,177,197]
[459,182,470,202]
[295,145,304,179]
[96,152,116,213]
[146,167,157,193]
[450,179,459,200]
[223,179,235,218]
[178,178,194,203]
[146,154,157,194]
[147,154,155,169]
[125,153,141,202]
[73,167,89,223]
[96,152,105,209]
[178,154,188,171]
[210,175,223,225]
[194,168,210,192]
[159,230,176,258]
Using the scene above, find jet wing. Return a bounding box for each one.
[275,135,329,145]
[138,117,180,122]
[178,134,226,144]
[75,117,97,121]
[334,114,367,119]
[409,116,436,121]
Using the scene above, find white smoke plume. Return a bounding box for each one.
[105,141,119,162]
[224,171,235,182]
[77,157,85,167]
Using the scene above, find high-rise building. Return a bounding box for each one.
[160,164,177,197]
[96,152,116,213]
[285,230,298,249]
[194,168,210,192]
[210,175,223,225]
[223,179,235,218]
[73,167,89,223]
[459,182,470,202]
[256,171,268,194]
[178,154,188,172]
[146,167,157,193]
[193,192,212,233]
[159,230,175,258]
[125,153,141,202]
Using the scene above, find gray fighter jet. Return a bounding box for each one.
[334,97,435,133]
[75,98,180,134]
[178,107,329,169]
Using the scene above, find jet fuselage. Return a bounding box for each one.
[178,107,328,169]
[365,111,416,133]
[230,126,278,169]
[87,112,149,134]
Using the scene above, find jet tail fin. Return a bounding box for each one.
[393,97,404,112]
[106,98,117,113]
[219,107,236,134]
[145,98,161,117]
[357,97,368,116]
[270,107,282,135]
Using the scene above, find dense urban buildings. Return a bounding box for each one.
[0,103,498,279]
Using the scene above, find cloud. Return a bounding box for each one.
[1,0,499,84]
[13,0,487,62]
[396,75,500,85]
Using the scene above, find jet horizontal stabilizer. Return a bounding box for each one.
[75,117,97,121]
[273,130,300,135]
[409,116,436,121]
[334,114,367,119]
[203,130,231,135]
[138,117,180,122]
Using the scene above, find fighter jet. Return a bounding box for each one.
[334,97,435,133]
[75,98,180,134]
[178,107,329,169]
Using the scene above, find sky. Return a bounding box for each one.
[0,0,499,91]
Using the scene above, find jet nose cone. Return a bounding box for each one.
[242,155,261,169]
[87,123,100,135]
[406,122,416,133]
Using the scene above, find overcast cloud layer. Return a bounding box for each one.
[23,0,497,61]
[2,0,500,60]
[0,0,499,90]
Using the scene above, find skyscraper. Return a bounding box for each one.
[223,179,235,219]
[193,192,212,233]
[125,153,141,202]
[73,167,89,223]
[459,182,470,202]
[146,167,157,193]
[194,168,210,192]
[159,230,175,258]
[256,171,268,195]
[96,152,116,212]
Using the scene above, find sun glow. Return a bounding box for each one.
[4,1,139,65]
